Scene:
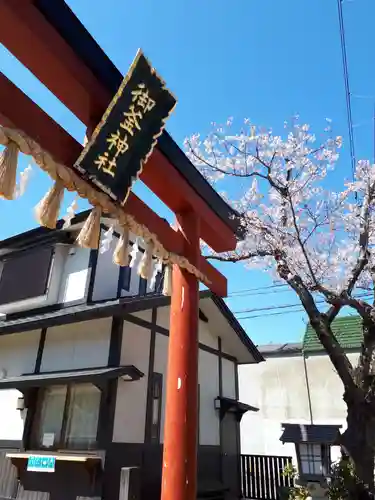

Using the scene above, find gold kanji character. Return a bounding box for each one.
[132,83,156,113]
[120,104,142,136]
[94,152,117,178]
[106,130,129,158]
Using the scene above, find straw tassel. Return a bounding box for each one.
[76,206,102,249]
[129,238,141,269]
[0,140,20,200]
[113,226,130,267]
[34,179,65,229]
[138,241,154,280]
[162,264,173,296]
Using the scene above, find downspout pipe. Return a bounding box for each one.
[303,351,313,424]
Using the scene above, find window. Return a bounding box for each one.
[154,267,164,294]
[118,266,131,295]
[139,277,148,296]
[298,443,330,477]
[0,246,54,305]
[33,383,101,450]
[150,373,163,443]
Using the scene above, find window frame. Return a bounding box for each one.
[0,246,55,306]
[150,372,163,444]
[118,265,132,296]
[296,442,331,480]
[139,276,148,296]
[30,382,102,452]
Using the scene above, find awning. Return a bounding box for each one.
[280,423,342,444]
[215,396,259,422]
[0,365,143,390]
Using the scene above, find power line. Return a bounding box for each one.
[234,292,372,316]
[227,283,288,297]
[337,0,356,182]
[238,309,306,320]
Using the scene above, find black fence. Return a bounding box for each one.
[240,454,294,500]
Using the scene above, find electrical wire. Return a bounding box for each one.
[234,292,373,317]
[337,0,357,183]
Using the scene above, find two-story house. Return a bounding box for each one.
[0,210,263,500]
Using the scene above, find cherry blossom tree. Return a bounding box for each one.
[184,117,375,496]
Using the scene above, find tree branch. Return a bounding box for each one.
[275,252,356,392]
[206,249,273,262]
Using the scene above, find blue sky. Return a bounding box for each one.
[0,0,373,345]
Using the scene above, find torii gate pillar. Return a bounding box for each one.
[161,211,200,500]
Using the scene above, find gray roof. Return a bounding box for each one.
[280,423,342,444]
[0,365,143,389]
[258,342,303,356]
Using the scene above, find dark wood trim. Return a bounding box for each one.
[108,316,124,367]
[23,326,47,449]
[22,388,38,451]
[87,248,99,302]
[125,313,237,362]
[117,266,131,298]
[234,359,242,494]
[218,337,223,483]
[34,327,46,374]
[144,308,157,443]
[198,309,209,323]
[149,372,163,444]
[0,439,22,449]
[98,316,124,448]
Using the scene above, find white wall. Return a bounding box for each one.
[222,358,236,399]
[154,308,224,446]
[92,232,120,302]
[199,350,220,445]
[41,318,111,372]
[146,330,222,446]
[0,330,40,440]
[154,332,168,442]
[157,305,219,349]
[239,354,310,461]
[239,351,358,464]
[58,246,91,304]
[113,321,151,443]
[92,231,157,301]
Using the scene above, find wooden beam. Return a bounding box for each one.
[0,72,227,297]
[0,0,237,252]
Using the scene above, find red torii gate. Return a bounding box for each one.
[0,2,241,500]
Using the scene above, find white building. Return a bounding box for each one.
[0,211,262,500]
[239,317,362,486]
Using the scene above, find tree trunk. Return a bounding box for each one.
[341,392,375,498]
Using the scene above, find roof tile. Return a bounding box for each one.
[303,316,362,352]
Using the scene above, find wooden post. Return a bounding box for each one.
[161,211,200,500]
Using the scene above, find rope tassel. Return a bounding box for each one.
[77,206,102,249]
[113,226,130,267]
[34,178,65,229]
[0,140,20,200]
[162,264,173,296]
[138,241,154,280]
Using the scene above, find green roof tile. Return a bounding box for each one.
[303,316,363,352]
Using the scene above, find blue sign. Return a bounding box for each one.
[27,455,55,473]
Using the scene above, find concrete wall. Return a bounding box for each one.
[239,351,359,463]
[239,353,311,464]
[0,330,40,441]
